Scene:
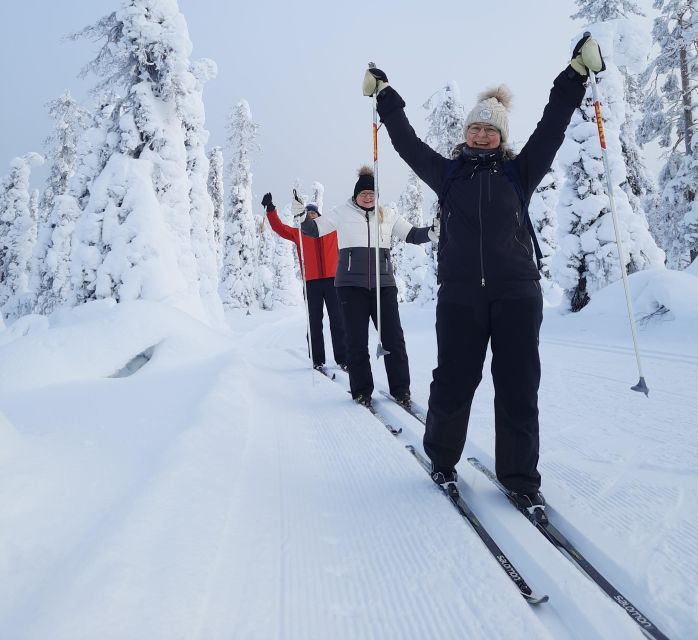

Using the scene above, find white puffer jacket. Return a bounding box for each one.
[312,199,413,288]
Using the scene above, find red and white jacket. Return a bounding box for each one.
[266,209,339,281]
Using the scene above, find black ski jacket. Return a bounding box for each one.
[376,67,586,292]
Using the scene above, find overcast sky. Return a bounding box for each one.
[0,1,658,212]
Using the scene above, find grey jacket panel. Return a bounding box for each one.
[335,247,396,289]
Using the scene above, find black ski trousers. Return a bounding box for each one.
[337,285,410,400]
[306,277,347,367]
[424,281,543,494]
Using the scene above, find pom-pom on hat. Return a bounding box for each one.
[353,165,375,198]
[465,85,513,143]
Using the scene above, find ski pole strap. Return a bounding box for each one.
[501,162,543,271]
[526,216,544,271]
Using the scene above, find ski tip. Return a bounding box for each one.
[525,593,549,605]
[631,377,649,397]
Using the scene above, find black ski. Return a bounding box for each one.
[378,390,428,423]
[468,457,670,640]
[362,400,402,436]
[313,366,336,381]
[407,445,548,606]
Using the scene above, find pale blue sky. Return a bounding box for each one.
[0,1,657,211]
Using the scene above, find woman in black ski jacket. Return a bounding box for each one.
[362,35,605,515]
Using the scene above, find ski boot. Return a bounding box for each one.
[430,463,458,489]
[511,491,548,525]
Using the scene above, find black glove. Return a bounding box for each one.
[570,34,606,75]
[363,67,389,96]
[261,192,274,212]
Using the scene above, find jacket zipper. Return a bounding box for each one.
[478,172,486,287]
[365,213,371,289]
[348,250,352,271]
[317,237,324,276]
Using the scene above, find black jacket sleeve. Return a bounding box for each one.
[514,66,587,200]
[405,225,431,244]
[376,86,451,193]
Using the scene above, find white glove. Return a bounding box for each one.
[291,197,306,222]
[362,67,389,97]
[428,217,440,243]
[570,35,605,76]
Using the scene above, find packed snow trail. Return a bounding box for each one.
[1,297,696,639]
[0,307,550,640]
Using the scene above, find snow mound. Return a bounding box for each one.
[581,266,698,323]
[0,299,230,393]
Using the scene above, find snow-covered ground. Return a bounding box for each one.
[1,267,697,639]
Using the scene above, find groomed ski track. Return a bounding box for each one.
[1,306,695,639]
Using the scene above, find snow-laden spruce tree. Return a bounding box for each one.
[31,92,90,315]
[221,99,259,312]
[207,146,225,269]
[529,169,561,298]
[181,54,221,324]
[271,203,301,307]
[421,82,467,296]
[574,0,662,253]
[68,0,222,324]
[0,153,44,320]
[310,181,324,210]
[392,171,433,303]
[257,211,275,310]
[553,22,663,311]
[638,0,698,268]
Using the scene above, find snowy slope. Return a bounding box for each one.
[1,267,696,639]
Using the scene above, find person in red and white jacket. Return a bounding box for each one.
[262,192,347,370]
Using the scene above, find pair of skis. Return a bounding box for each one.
[300,352,669,638]
[379,391,671,640]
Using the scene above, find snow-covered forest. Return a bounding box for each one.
[1,1,698,639]
[2,1,697,320]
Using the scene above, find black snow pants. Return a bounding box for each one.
[424,281,543,494]
[336,285,410,400]
[306,277,347,367]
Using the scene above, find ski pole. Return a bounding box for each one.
[585,36,649,396]
[292,189,317,375]
[369,62,389,359]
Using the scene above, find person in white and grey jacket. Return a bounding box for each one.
[299,165,438,407]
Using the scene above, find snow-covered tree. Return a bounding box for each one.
[207,146,225,268]
[638,0,698,267]
[0,154,44,320]
[221,99,259,311]
[182,55,221,324]
[529,169,561,297]
[271,203,301,306]
[423,82,468,161]
[392,171,433,303]
[310,181,324,211]
[31,92,90,314]
[256,212,275,310]
[418,82,467,297]
[68,0,222,324]
[554,23,664,311]
[572,0,643,21]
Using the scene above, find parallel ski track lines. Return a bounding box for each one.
[541,336,698,367]
[281,349,544,639]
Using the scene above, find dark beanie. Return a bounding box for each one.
[305,203,320,215]
[353,165,375,198]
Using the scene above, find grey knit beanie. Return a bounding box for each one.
[464,85,513,143]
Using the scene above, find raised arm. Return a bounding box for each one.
[514,35,605,199]
[363,67,450,194]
